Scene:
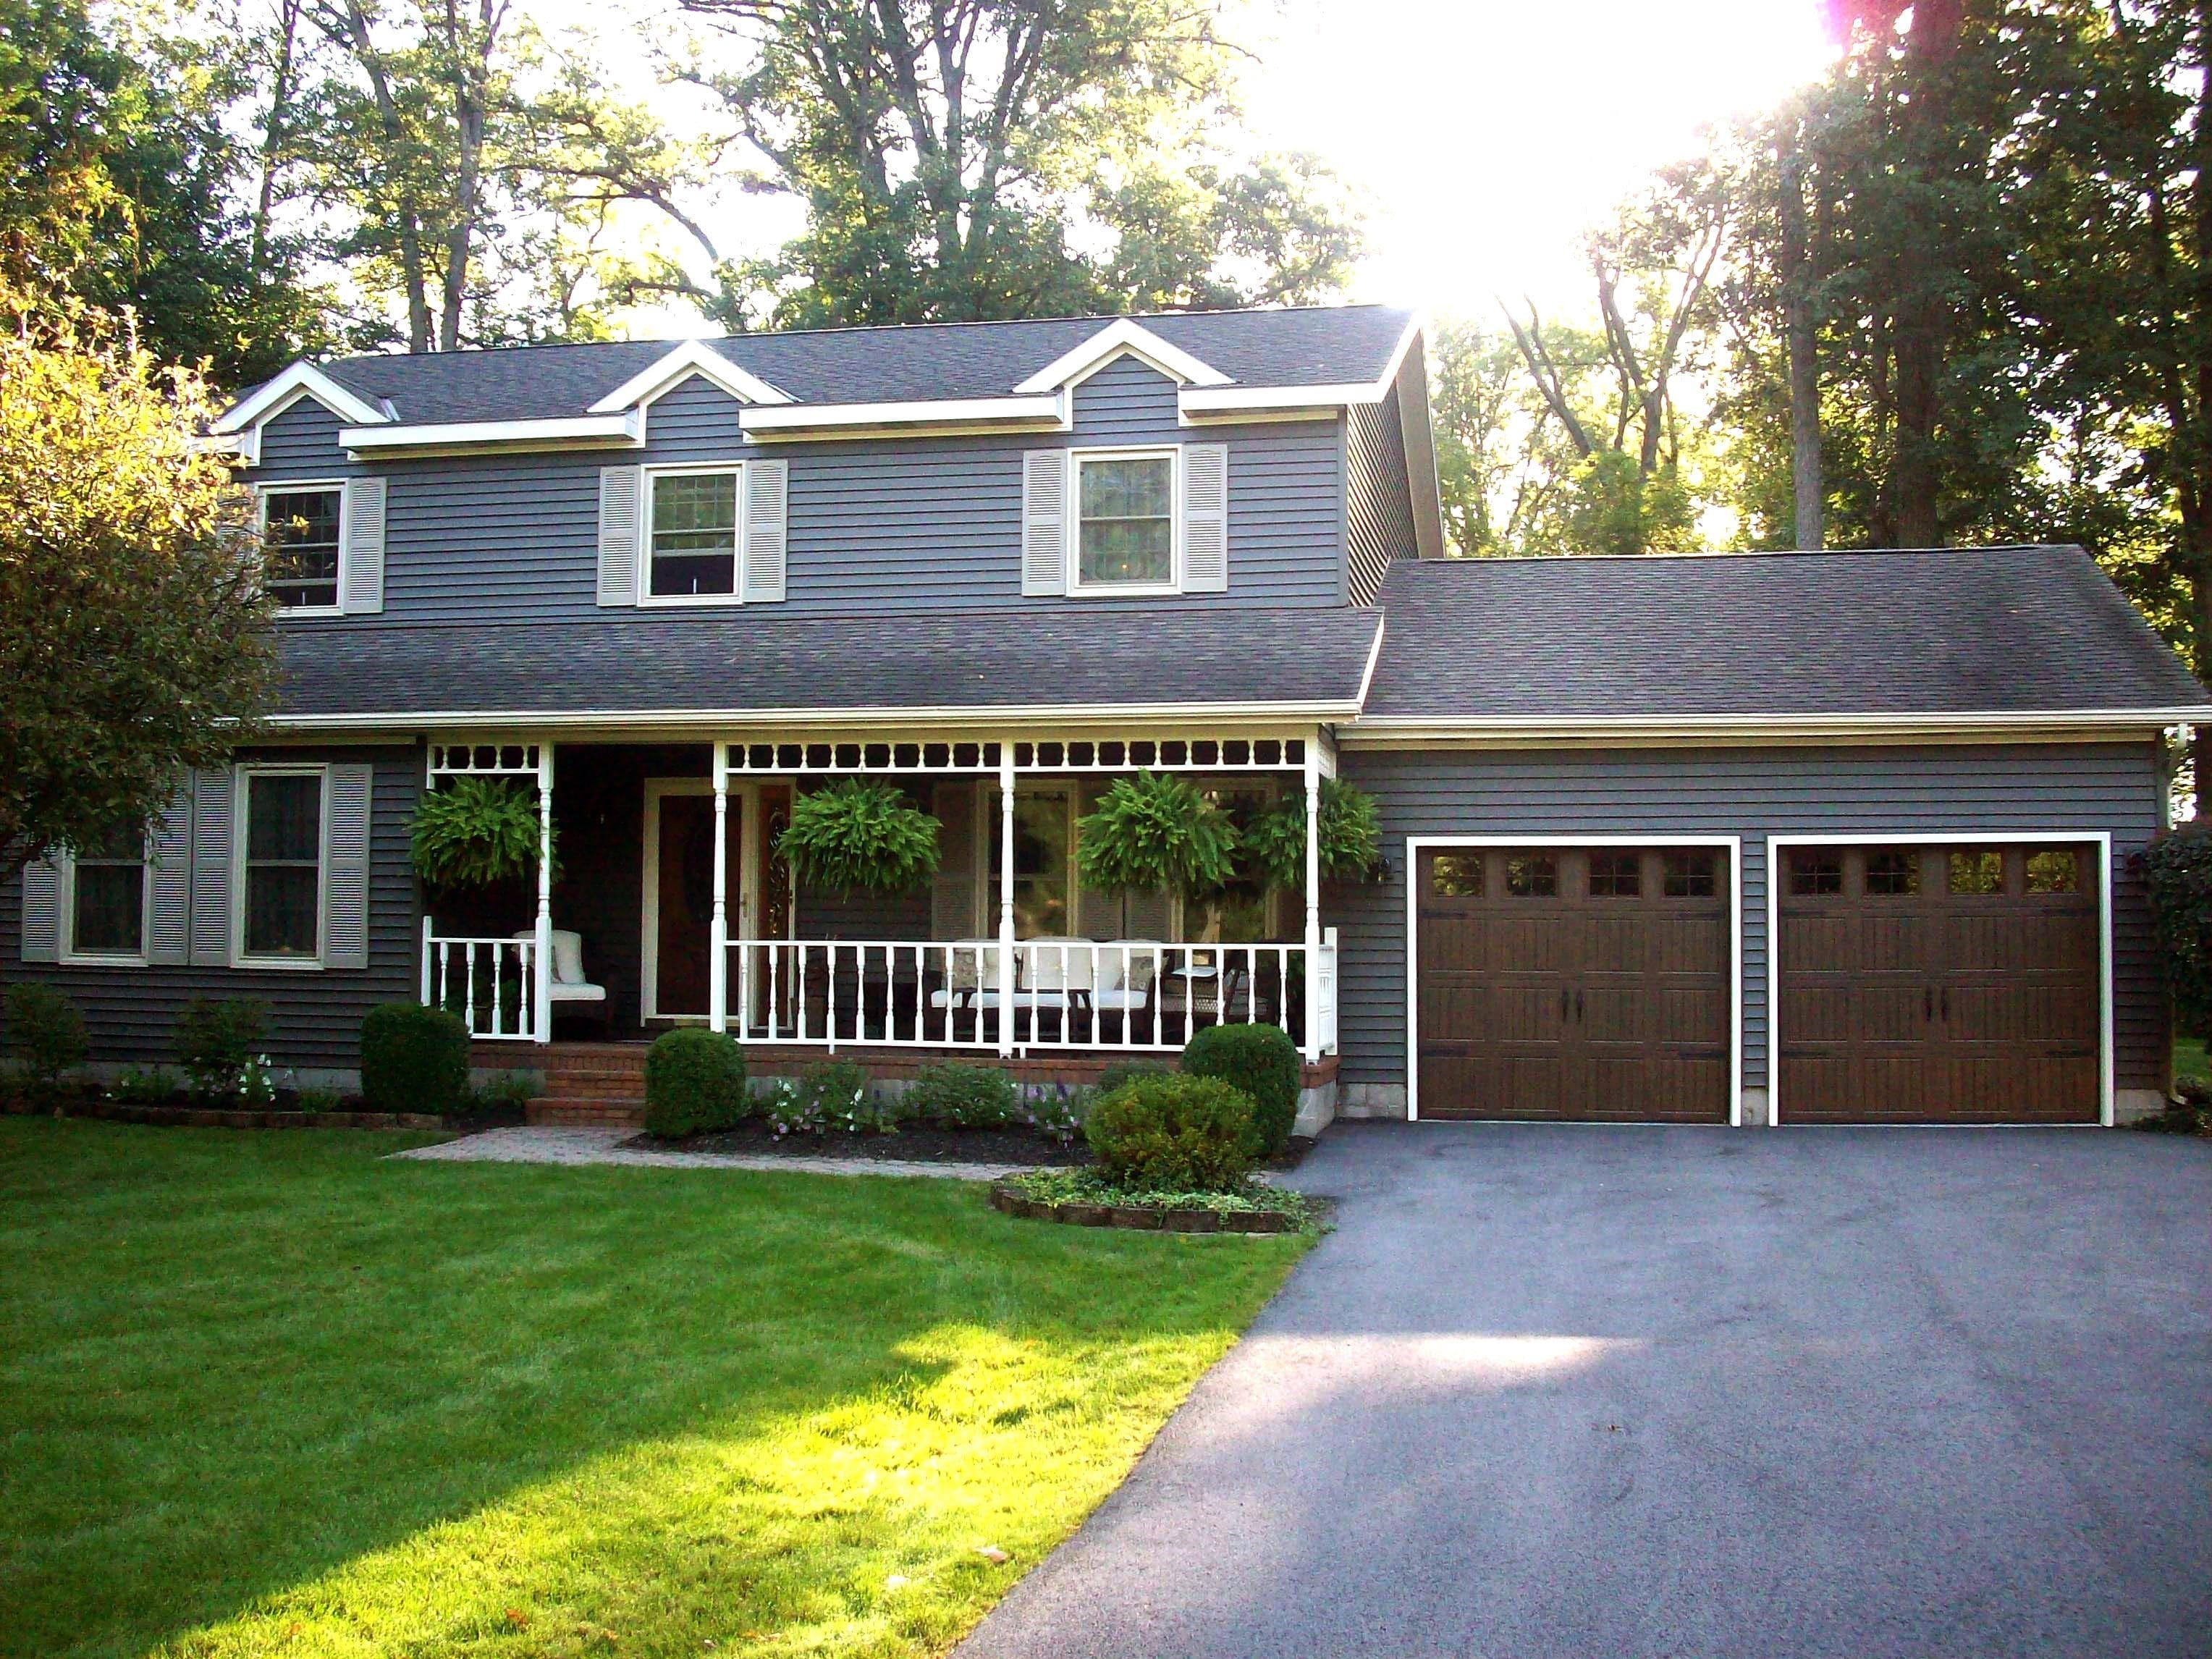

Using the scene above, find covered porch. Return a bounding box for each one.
[421,725,1341,1063]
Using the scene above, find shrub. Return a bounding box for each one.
[106,1064,180,1105]
[776,780,940,897]
[905,1063,1019,1128]
[762,1060,878,1137]
[358,1002,469,1116]
[642,1028,749,1139]
[1183,1022,1301,1157]
[295,1086,341,1115]
[469,1071,539,1113]
[1076,771,1239,896]
[410,777,554,891]
[175,997,268,1099]
[2141,827,2212,1038]
[1084,1073,1256,1191]
[1096,1059,1171,1097]
[4,982,88,1094]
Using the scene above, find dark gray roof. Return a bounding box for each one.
[1363,546,2209,719]
[290,306,1411,426]
[274,606,1383,722]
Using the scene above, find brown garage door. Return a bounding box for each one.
[1417,845,1731,1122]
[1776,843,2100,1124]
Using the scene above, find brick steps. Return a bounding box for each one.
[527,1042,649,1128]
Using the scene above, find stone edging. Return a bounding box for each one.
[989,1180,1296,1233]
[4,1099,447,1131]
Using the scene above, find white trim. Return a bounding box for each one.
[1354,615,1387,709]
[1173,315,1424,425]
[638,463,747,609]
[56,837,153,968]
[214,363,390,434]
[232,764,331,971]
[588,340,793,414]
[1403,835,1744,1127]
[740,393,1069,442]
[1764,832,2115,1128]
[266,697,1368,733]
[1340,709,2212,743]
[1065,445,1181,597]
[255,480,348,618]
[1013,319,1233,393]
[339,411,643,455]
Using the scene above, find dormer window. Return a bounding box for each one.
[1076,451,1175,590]
[260,486,344,611]
[646,466,740,601]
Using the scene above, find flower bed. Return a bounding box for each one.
[2,1094,447,1131]
[991,1168,1327,1235]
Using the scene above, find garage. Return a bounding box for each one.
[1414,844,1732,1122]
[1775,841,2103,1124]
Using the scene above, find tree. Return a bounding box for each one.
[667,0,1362,327]
[0,284,277,879]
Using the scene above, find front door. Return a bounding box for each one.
[643,781,794,1023]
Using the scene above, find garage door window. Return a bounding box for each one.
[1789,850,1842,895]
[1505,854,1556,897]
[1431,853,1485,896]
[1588,852,1641,896]
[1866,850,1921,895]
[1663,851,1716,897]
[1948,849,2004,895]
[2026,848,2083,893]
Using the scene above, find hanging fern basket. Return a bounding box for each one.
[776,779,942,897]
[1075,771,1240,898]
[410,777,557,892]
[1239,777,1385,893]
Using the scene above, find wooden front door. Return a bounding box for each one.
[646,788,741,1020]
[1417,846,1731,1122]
[1777,843,2100,1123]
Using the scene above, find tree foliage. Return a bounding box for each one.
[2140,827,2212,1038]
[0,284,276,879]
[668,0,1362,327]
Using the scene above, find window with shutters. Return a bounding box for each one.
[237,768,326,965]
[64,819,148,961]
[258,484,345,612]
[643,465,741,602]
[1069,448,1177,594]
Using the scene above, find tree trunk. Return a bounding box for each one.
[250,0,302,280]
[1777,113,1823,551]
[1888,0,1962,547]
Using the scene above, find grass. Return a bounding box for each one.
[0,1119,1307,1659]
[2175,1034,2207,1081]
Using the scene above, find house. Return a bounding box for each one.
[5,304,2206,1128]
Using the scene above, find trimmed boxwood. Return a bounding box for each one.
[1084,1073,1255,1191]
[1182,1022,1301,1157]
[643,1028,749,1139]
[360,1003,470,1116]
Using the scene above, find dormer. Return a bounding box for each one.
[206,363,394,466]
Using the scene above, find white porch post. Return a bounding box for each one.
[533,742,554,1044]
[1302,745,1323,1063]
[710,742,729,1034]
[998,738,1017,1058]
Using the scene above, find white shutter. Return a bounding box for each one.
[324,764,373,968]
[596,465,643,607]
[743,459,788,602]
[1181,442,1228,592]
[19,853,60,963]
[1022,450,1068,596]
[189,766,235,967]
[340,477,387,614]
[147,783,194,965]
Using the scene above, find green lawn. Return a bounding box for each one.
[2176,1035,2208,1081]
[0,1120,1307,1659]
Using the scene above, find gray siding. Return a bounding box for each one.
[1345,381,1414,607]
[1330,740,2169,1097]
[250,356,1349,626]
[0,746,421,1072]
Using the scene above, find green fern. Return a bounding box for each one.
[1076,771,1239,897]
[409,778,554,891]
[1239,777,1384,891]
[776,779,940,896]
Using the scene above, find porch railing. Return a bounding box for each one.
[421,921,539,1041]
[723,938,1327,1055]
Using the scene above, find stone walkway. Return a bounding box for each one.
[392,1124,1026,1181]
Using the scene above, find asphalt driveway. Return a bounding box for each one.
[959,1123,2212,1659]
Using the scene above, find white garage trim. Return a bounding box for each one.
[1403,835,1744,1126]
[1763,832,2114,1128]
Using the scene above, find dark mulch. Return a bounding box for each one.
[629,1120,1095,1165]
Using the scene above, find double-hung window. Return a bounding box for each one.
[1071,449,1176,593]
[646,467,740,601]
[259,486,345,611]
[238,769,326,964]
[65,820,148,961]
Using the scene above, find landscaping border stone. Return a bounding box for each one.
[4,1097,447,1131]
[989,1181,1296,1234]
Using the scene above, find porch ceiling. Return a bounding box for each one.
[273,607,1382,727]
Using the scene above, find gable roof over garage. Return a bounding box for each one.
[1354,546,2212,735]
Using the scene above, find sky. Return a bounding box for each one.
[549,0,1841,335]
